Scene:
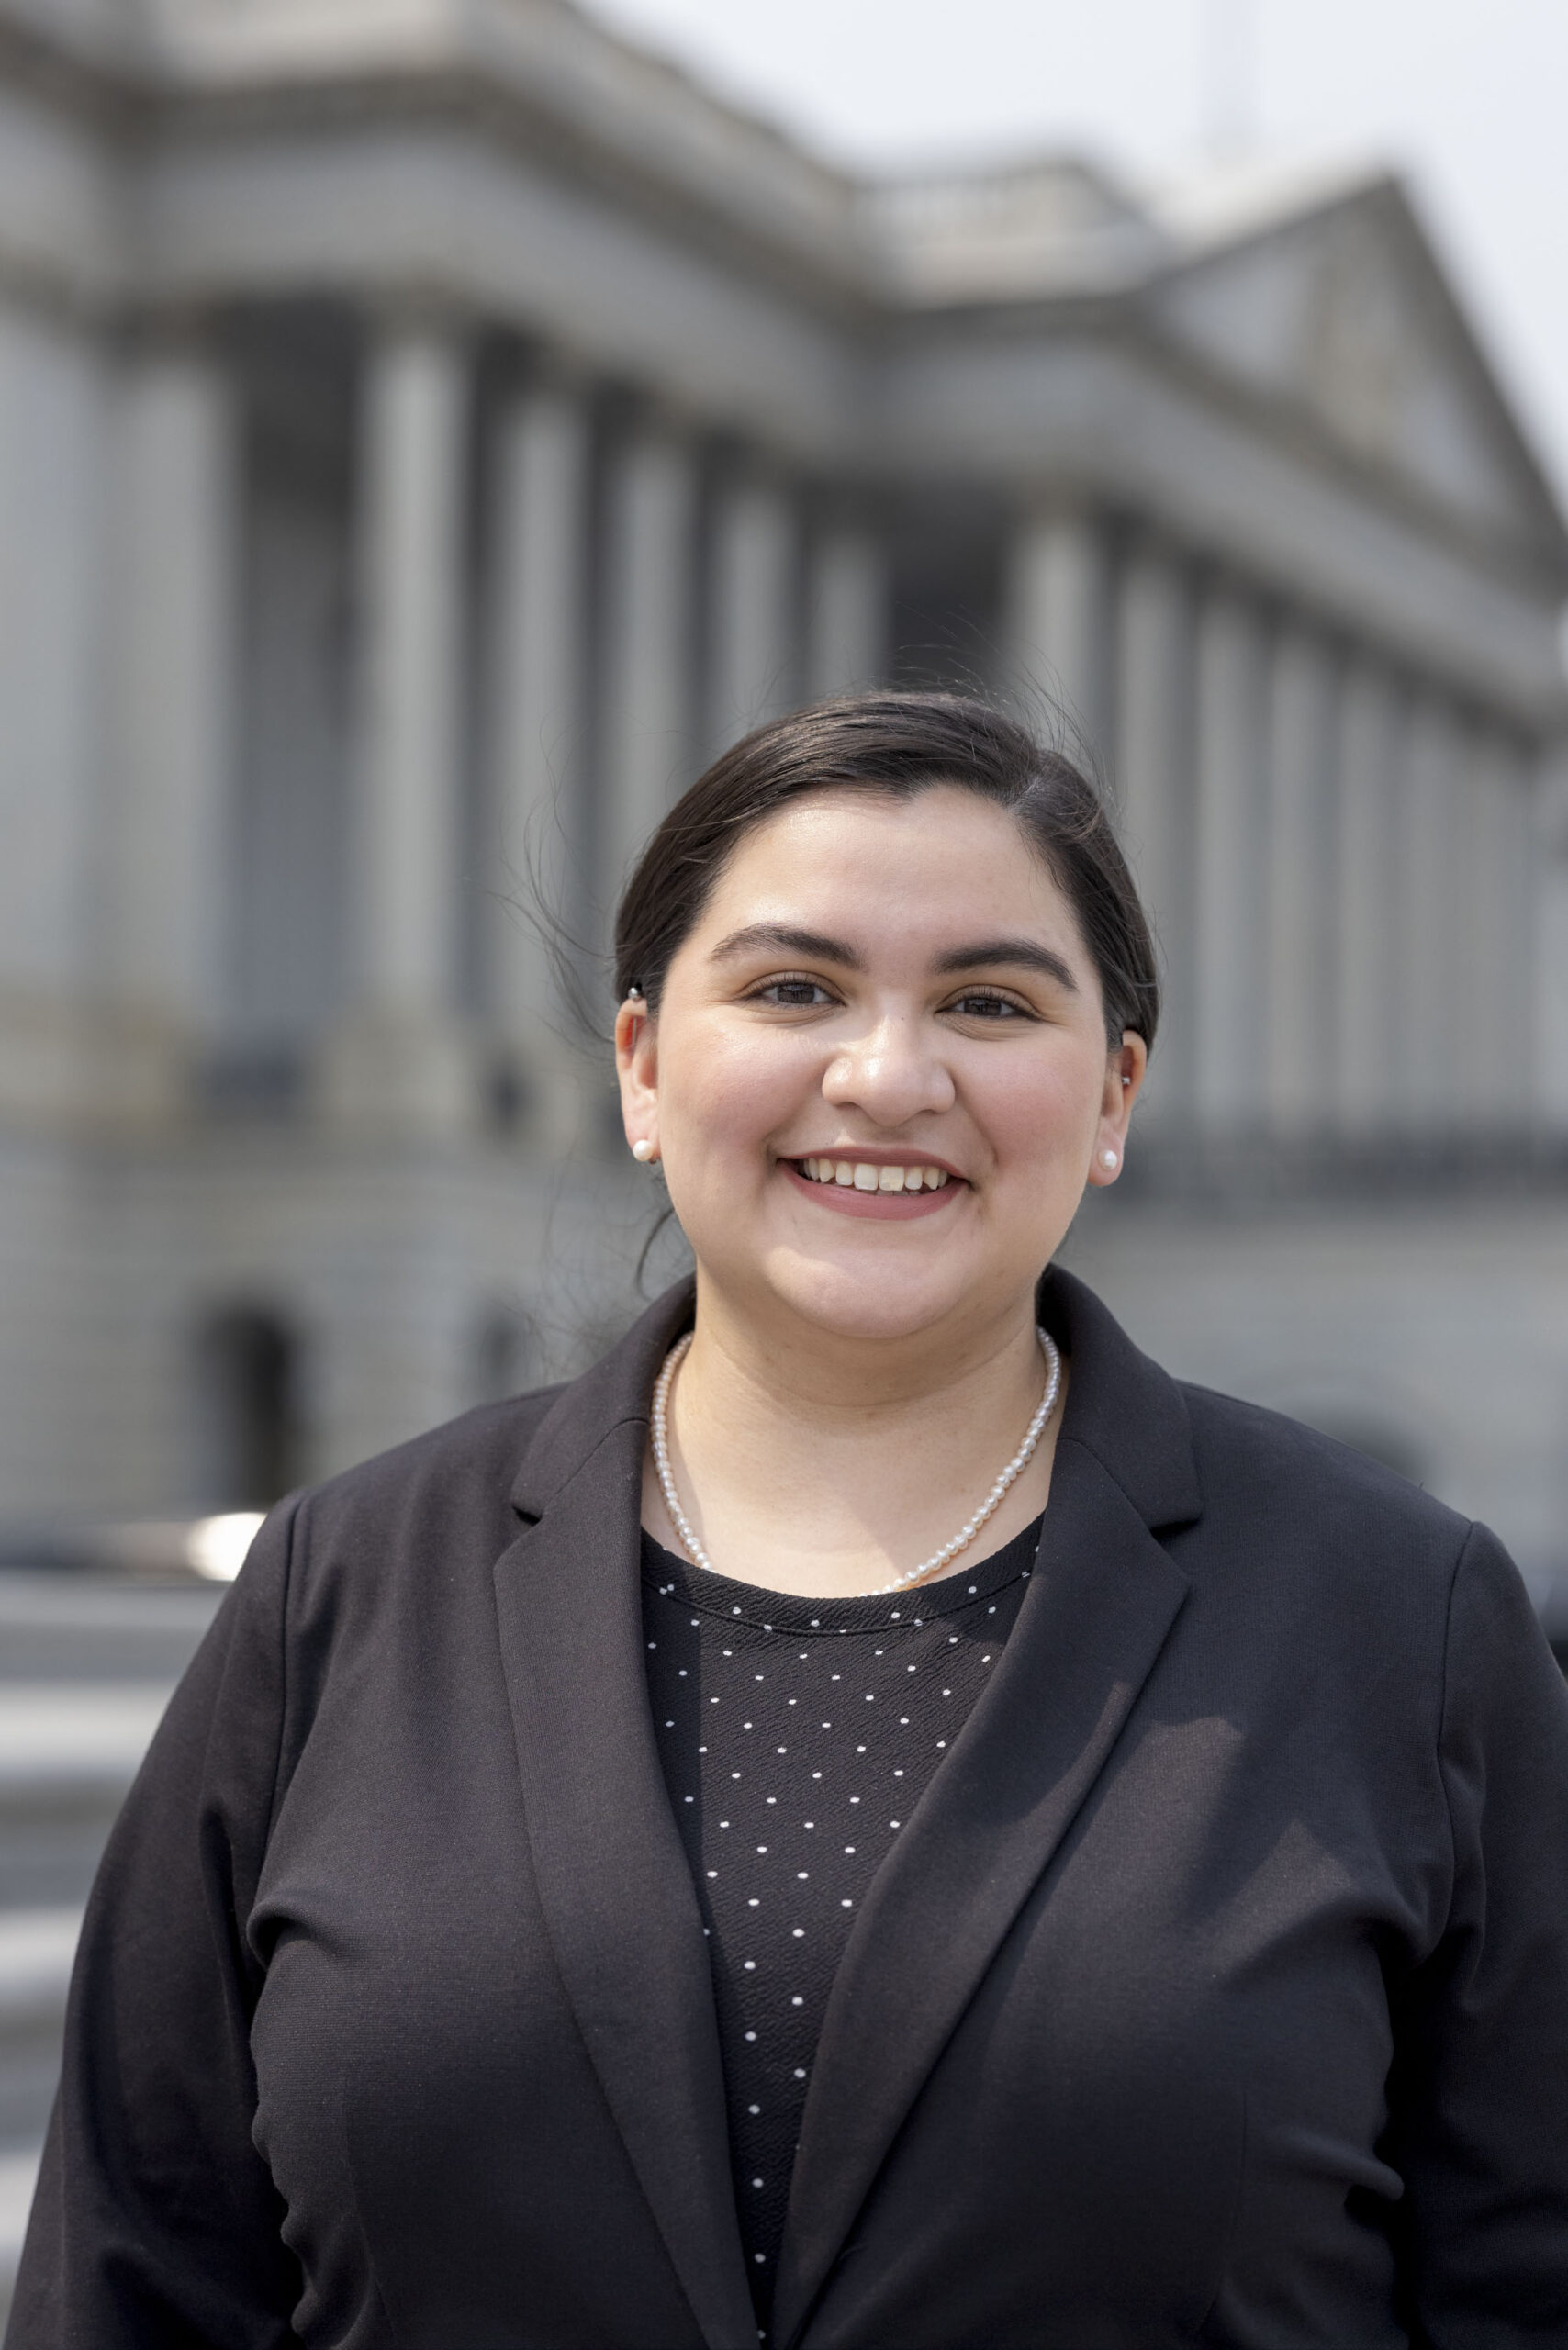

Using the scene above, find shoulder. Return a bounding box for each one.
[1048,1263,1468,1591]
[300,1382,568,1536]
[1176,1377,1466,1550]
[1174,1375,1472,1579]
[206,1384,577,1774]
[1165,1378,1481,1662]
[230,1382,571,1650]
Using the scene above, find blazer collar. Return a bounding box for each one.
[1035,1263,1203,1531]
[510,1278,694,1520]
[500,1267,1202,2350]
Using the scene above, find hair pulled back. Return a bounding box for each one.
[613,690,1159,1050]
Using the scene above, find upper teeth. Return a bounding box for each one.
[798,1159,949,1192]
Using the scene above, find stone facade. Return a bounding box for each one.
[2,0,1567,1569]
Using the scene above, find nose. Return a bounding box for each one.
[821,1009,956,1128]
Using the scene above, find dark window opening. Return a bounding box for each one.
[192,1305,302,1508]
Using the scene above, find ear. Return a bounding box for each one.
[614,996,660,1162]
[1086,1032,1148,1188]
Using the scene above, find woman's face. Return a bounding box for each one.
[616,787,1145,1350]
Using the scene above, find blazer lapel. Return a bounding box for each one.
[770,1272,1201,2350]
[493,1282,758,2350]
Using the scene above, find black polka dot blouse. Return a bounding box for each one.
[642,1516,1042,2341]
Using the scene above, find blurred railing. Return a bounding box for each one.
[0,1561,227,2317]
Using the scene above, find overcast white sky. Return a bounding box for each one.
[579,0,1568,500]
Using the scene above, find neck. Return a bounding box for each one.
[690,1268,1042,1411]
[645,1274,1064,1598]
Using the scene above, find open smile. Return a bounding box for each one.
[779,1156,964,1220]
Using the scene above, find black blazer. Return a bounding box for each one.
[13,1270,1568,2349]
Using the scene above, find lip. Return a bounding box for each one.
[778,1157,966,1221]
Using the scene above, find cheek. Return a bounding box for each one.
[971,1046,1104,1169]
[663,1025,816,1148]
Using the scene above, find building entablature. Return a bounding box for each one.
[871,322,1568,726]
[2,2,1565,645]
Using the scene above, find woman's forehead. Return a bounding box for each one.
[702,786,1069,927]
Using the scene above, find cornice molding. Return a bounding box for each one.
[1,0,1562,630]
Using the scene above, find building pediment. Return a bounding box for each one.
[1143,168,1565,568]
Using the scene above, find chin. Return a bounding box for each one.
[759,1250,976,1345]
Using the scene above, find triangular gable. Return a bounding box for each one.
[1144,173,1566,564]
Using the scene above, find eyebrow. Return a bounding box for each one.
[931,937,1079,990]
[708,923,868,969]
[707,923,1078,991]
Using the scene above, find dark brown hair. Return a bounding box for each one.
[613,690,1159,1049]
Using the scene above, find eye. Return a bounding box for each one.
[746,974,839,1011]
[944,989,1035,1022]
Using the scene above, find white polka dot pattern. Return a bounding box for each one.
[643,1517,1040,2340]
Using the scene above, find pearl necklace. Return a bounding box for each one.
[649,1326,1062,1597]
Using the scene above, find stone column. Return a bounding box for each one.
[0,304,106,1125]
[1461,722,1533,1132]
[806,520,885,699]
[1532,737,1568,1137]
[1265,621,1338,1138]
[487,368,591,1148]
[104,322,240,1118]
[1398,688,1463,1136]
[1006,504,1111,759]
[1193,581,1270,1135]
[326,310,475,1130]
[1114,539,1192,1125]
[599,418,698,913]
[1495,727,1536,1131]
[1335,655,1403,1140]
[707,472,796,758]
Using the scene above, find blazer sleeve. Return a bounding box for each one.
[8,1502,304,2348]
[1394,1519,1568,2346]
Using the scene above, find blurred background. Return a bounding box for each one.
[3,0,1568,2309]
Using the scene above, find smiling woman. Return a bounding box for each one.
[13,694,1568,2350]
[610,701,1154,1599]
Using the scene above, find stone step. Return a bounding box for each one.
[0,1579,222,2326]
[0,2143,42,2325]
[0,1908,81,2321]
[0,1685,174,1911]
[0,1908,81,2151]
[0,1569,223,1686]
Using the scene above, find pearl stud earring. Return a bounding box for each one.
[1101,1149,1119,1169]
[632,1139,655,1162]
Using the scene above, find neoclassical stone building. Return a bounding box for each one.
[3,0,1568,1576]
